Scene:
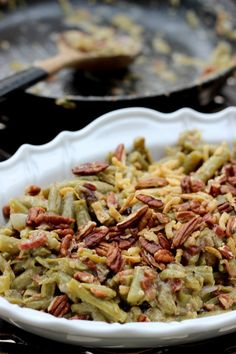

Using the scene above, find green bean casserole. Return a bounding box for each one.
[1,130,236,323]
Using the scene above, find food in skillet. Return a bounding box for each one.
[1,130,236,323]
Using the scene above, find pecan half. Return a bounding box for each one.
[26,207,45,227]
[114,143,125,161]
[118,236,136,250]
[77,221,97,239]
[83,182,96,191]
[139,236,161,255]
[19,231,47,250]
[84,226,109,247]
[72,162,109,175]
[141,250,160,268]
[217,201,233,213]
[138,208,154,230]
[154,249,174,263]
[48,295,70,317]
[55,228,74,238]
[95,241,110,256]
[181,176,204,193]
[117,205,148,229]
[172,216,201,248]
[157,233,171,250]
[136,177,167,189]
[213,225,225,238]
[155,212,169,224]
[106,243,124,273]
[25,185,41,196]
[175,211,196,223]
[136,194,163,209]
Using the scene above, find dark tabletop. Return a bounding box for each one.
[0,77,236,354]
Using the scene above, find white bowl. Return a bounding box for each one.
[1,107,236,348]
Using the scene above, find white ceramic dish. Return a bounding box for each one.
[1,107,236,348]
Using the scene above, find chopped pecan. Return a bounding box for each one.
[220,184,236,196]
[19,231,47,250]
[84,226,109,248]
[48,295,70,317]
[157,233,171,250]
[209,184,221,197]
[107,242,124,273]
[26,207,45,227]
[217,201,233,213]
[175,211,196,223]
[107,226,123,239]
[172,216,201,248]
[95,242,110,256]
[74,271,95,283]
[117,205,148,229]
[136,194,163,209]
[140,269,157,291]
[141,250,161,269]
[2,204,10,219]
[114,143,125,161]
[228,176,236,187]
[37,214,75,228]
[136,177,167,189]
[139,236,161,255]
[226,216,236,237]
[181,176,204,193]
[83,182,96,191]
[189,200,206,215]
[60,234,73,257]
[72,162,109,176]
[25,185,41,196]
[118,236,136,249]
[137,314,150,322]
[218,245,234,260]
[154,249,174,263]
[218,294,233,309]
[106,191,118,209]
[55,228,74,238]
[202,213,216,227]
[77,221,97,240]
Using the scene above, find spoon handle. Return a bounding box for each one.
[0,67,48,98]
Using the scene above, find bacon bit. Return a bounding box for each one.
[214,224,225,238]
[48,295,70,317]
[157,233,171,250]
[114,143,125,161]
[136,177,167,189]
[218,294,233,309]
[106,192,118,209]
[155,212,169,224]
[19,232,47,250]
[226,216,236,237]
[2,204,10,219]
[218,245,234,260]
[26,207,45,227]
[136,194,163,209]
[77,221,97,239]
[60,234,73,257]
[117,205,148,229]
[83,182,96,191]
[141,269,156,291]
[139,236,161,255]
[154,249,175,263]
[107,243,124,273]
[74,271,95,283]
[169,279,183,293]
[209,184,221,197]
[55,228,74,238]
[217,201,233,213]
[175,211,196,223]
[72,162,109,175]
[25,185,41,196]
[172,216,201,248]
[137,314,150,322]
[69,314,90,320]
[90,287,107,299]
[84,226,109,248]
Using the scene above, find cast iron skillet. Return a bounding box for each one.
[0,0,236,108]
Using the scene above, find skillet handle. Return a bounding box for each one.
[0,67,48,98]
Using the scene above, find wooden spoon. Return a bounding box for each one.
[0,30,141,98]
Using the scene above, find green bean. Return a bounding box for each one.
[12,269,37,290]
[157,283,177,315]
[62,191,75,218]
[71,303,107,321]
[194,143,231,182]
[67,279,127,323]
[127,266,145,305]
[9,199,28,214]
[73,200,91,226]
[183,150,202,174]
[91,201,111,224]
[0,234,20,255]
[48,183,62,214]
